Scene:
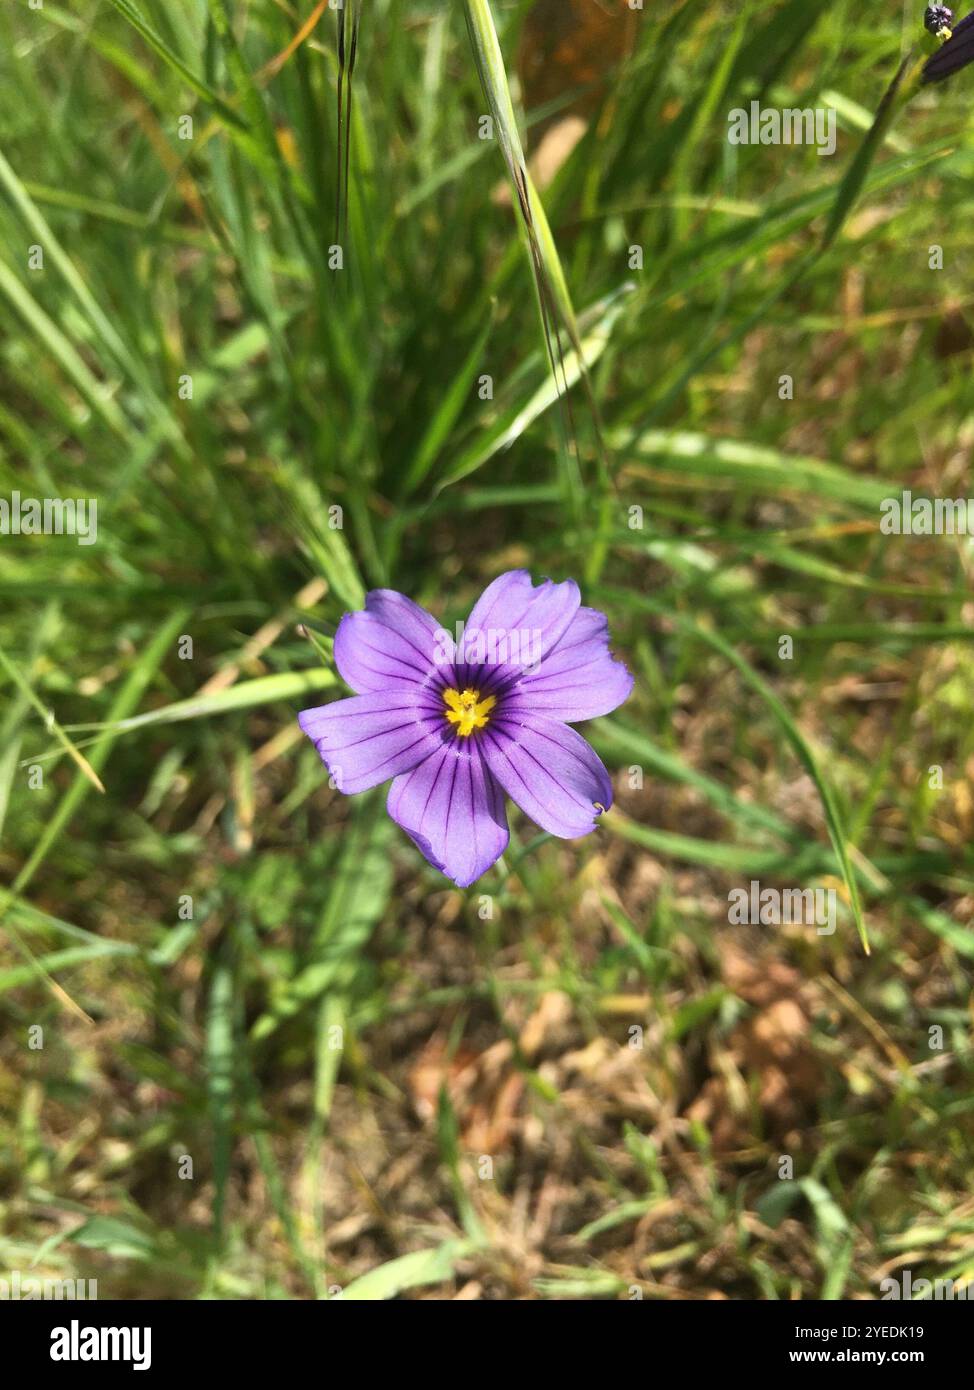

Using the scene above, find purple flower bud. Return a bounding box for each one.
[924,4,955,36]
[923,8,974,82]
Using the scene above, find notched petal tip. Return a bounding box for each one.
[483,715,613,840]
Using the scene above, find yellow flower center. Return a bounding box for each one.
[442,686,496,738]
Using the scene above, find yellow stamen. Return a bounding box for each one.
[443,686,496,737]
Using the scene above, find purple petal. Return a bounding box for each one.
[299,691,448,794]
[456,569,580,691]
[501,606,633,723]
[333,589,453,694]
[387,742,509,887]
[482,714,613,839]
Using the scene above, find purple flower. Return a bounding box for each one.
[298,570,634,887]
